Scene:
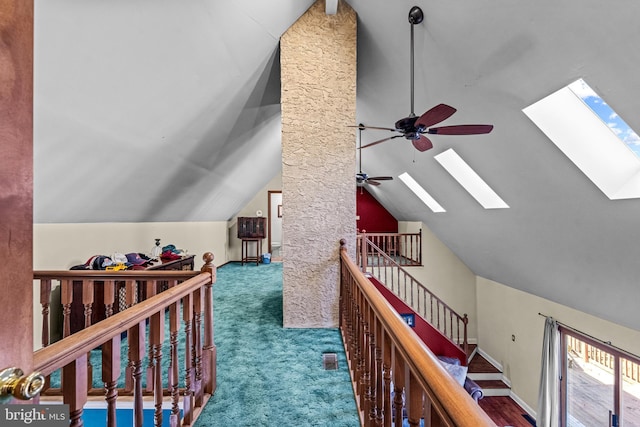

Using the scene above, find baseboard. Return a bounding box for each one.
[477,347,504,373]
[509,390,536,421]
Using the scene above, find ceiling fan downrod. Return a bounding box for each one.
[408,6,424,118]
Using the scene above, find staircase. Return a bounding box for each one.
[466,346,511,397]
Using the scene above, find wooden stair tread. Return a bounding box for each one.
[467,353,501,374]
[474,379,510,389]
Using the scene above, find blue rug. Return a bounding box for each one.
[193,262,360,427]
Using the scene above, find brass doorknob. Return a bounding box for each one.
[0,367,45,402]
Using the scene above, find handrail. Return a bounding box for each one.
[360,237,469,358]
[34,270,199,280]
[33,253,217,427]
[340,240,495,426]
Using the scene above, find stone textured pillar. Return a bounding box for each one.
[281,0,356,327]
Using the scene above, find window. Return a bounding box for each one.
[524,78,640,200]
[398,172,445,213]
[560,328,640,426]
[434,149,509,209]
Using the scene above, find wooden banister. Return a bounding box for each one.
[33,272,210,375]
[33,253,217,427]
[359,236,469,358]
[340,241,495,427]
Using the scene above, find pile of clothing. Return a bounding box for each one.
[160,244,184,262]
[70,252,154,270]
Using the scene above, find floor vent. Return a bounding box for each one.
[322,353,338,370]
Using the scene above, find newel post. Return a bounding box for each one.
[201,252,217,395]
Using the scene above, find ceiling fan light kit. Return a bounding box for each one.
[356,124,393,188]
[352,6,494,152]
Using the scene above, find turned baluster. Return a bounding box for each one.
[182,292,194,425]
[61,279,73,338]
[367,306,377,426]
[145,280,158,393]
[193,286,203,407]
[102,336,121,427]
[104,280,115,318]
[63,354,88,427]
[123,279,138,393]
[383,331,392,427]
[361,307,371,420]
[40,279,52,348]
[125,279,137,309]
[407,372,423,427]
[374,318,384,427]
[167,279,181,427]
[82,279,95,390]
[201,252,217,395]
[149,309,164,427]
[393,354,405,427]
[129,321,145,427]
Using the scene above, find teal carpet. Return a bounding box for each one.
[193,262,360,427]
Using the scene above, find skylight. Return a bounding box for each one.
[398,172,445,213]
[523,78,640,200]
[434,149,509,209]
[568,79,640,158]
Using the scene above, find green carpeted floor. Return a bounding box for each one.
[193,262,360,427]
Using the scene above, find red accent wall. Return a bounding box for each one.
[356,188,398,233]
[369,277,467,365]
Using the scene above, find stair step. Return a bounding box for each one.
[474,379,511,397]
[467,353,501,374]
[468,372,503,381]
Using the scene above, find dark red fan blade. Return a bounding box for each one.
[415,104,457,129]
[427,124,494,135]
[412,135,433,152]
[366,180,381,186]
[348,125,398,132]
[367,176,393,181]
[360,134,404,149]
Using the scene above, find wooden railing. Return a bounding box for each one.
[33,253,217,427]
[339,240,495,427]
[357,231,422,267]
[567,335,640,384]
[358,236,469,358]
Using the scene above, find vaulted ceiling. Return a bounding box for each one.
[34,0,640,331]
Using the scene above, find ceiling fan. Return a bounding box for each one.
[356,124,393,187]
[353,6,493,152]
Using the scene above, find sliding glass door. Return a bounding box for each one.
[561,328,640,426]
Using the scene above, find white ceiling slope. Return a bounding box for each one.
[34,0,640,330]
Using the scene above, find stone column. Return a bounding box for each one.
[280,0,357,327]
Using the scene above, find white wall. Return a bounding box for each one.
[401,220,640,417]
[34,221,228,270]
[477,276,640,415]
[32,221,228,349]
[227,173,282,261]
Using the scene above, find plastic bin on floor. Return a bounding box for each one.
[262,253,271,264]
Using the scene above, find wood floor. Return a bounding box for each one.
[479,396,534,427]
[468,352,532,426]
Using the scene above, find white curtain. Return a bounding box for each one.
[537,316,560,427]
